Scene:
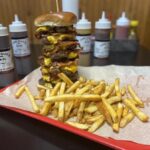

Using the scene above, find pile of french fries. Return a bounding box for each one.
[15,73,149,133]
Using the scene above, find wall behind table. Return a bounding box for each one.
[0,0,150,50]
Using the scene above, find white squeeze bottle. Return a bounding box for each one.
[76,12,92,53]
[9,14,31,57]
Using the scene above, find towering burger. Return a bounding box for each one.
[34,12,81,85]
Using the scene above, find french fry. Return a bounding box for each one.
[115,78,121,97]
[93,81,105,95]
[76,85,91,95]
[107,96,122,105]
[58,73,73,86]
[101,83,115,98]
[15,85,25,98]
[66,121,89,130]
[40,82,61,115]
[39,89,46,98]
[45,94,101,103]
[123,99,149,122]
[24,86,40,113]
[102,98,118,123]
[97,102,113,125]
[84,105,98,113]
[86,115,104,124]
[50,82,61,96]
[52,108,58,118]
[88,116,105,132]
[66,81,81,93]
[112,123,119,132]
[122,106,129,117]
[45,89,51,98]
[117,103,124,121]
[112,103,123,132]
[37,84,49,90]
[40,102,52,116]
[79,76,86,83]
[120,112,135,128]
[34,95,43,100]
[58,82,66,121]
[127,85,144,107]
[65,101,74,120]
[77,102,86,122]
[121,86,126,96]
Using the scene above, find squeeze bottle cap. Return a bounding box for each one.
[116,12,130,26]
[0,24,8,36]
[76,12,91,29]
[9,14,27,32]
[95,11,111,29]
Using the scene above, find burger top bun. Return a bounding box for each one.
[34,12,77,27]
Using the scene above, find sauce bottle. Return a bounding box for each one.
[76,13,92,53]
[115,12,130,40]
[94,11,111,58]
[0,24,14,72]
[9,14,31,57]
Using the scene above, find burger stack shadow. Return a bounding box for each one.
[34,12,81,86]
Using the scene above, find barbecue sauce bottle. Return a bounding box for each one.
[0,24,14,72]
[115,12,130,40]
[94,11,111,58]
[9,14,31,57]
[76,13,92,53]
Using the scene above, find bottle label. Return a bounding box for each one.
[94,41,110,58]
[76,35,91,52]
[0,49,14,72]
[11,37,30,57]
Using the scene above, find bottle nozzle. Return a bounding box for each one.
[101,11,106,19]
[14,14,19,21]
[81,12,86,20]
[122,12,126,18]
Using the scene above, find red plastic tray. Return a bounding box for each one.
[0,84,150,150]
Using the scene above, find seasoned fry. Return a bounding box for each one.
[40,102,52,116]
[65,101,74,120]
[37,84,49,90]
[76,85,91,95]
[58,73,73,86]
[66,81,81,93]
[107,96,122,105]
[123,99,149,122]
[115,78,121,97]
[77,102,86,122]
[66,121,89,130]
[112,123,119,132]
[93,81,105,95]
[88,116,105,132]
[117,103,123,121]
[84,105,98,113]
[86,115,104,124]
[40,82,61,115]
[102,98,118,123]
[45,94,101,102]
[24,86,40,113]
[101,83,115,98]
[121,86,126,96]
[122,106,129,117]
[127,85,144,107]
[97,102,113,125]
[58,82,66,121]
[15,85,25,98]
[120,112,135,128]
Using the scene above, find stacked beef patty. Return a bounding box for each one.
[34,12,81,85]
